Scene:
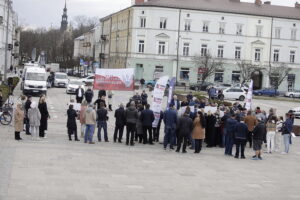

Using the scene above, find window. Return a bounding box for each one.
[214,70,224,82]
[160,18,167,29]
[217,45,224,58]
[273,49,279,62]
[236,24,243,35]
[291,29,297,40]
[155,66,164,73]
[290,50,296,63]
[158,41,166,54]
[180,68,190,80]
[201,44,208,57]
[138,40,144,53]
[275,28,281,39]
[235,47,241,59]
[184,20,191,31]
[256,26,263,37]
[183,43,190,56]
[255,49,261,61]
[203,21,209,32]
[232,71,241,83]
[140,17,146,28]
[219,22,225,34]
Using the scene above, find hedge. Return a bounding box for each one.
[0,77,20,104]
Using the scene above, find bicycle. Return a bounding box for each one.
[0,108,12,125]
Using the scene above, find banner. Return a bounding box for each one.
[152,76,169,128]
[93,68,134,91]
[245,80,253,110]
[167,77,176,108]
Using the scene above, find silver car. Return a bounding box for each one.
[285,90,300,98]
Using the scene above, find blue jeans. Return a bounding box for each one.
[97,121,108,141]
[283,134,291,153]
[164,126,175,148]
[85,124,95,143]
[222,128,227,147]
[225,135,234,155]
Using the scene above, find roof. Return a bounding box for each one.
[135,0,300,20]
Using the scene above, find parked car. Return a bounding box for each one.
[145,80,157,87]
[290,107,300,118]
[219,88,247,101]
[214,83,232,91]
[189,82,213,91]
[253,88,279,96]
[53,72,68,88]
[66,80,86,94]
[285,90,300,98]
[79,75,95,86]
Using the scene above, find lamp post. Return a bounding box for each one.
[4,0,12,82]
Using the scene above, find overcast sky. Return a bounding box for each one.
[13,0,298,29]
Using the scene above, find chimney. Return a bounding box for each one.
[264,1,271,5]
[132,0,147,5]
[255,0,262,6]
[295,2,300,8]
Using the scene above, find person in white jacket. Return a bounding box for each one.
[275,116,284,152]
[27,101,41,140]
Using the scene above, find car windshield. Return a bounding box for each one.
[26,72,46,81]
[56,74,67,79]
[69,81,83,85]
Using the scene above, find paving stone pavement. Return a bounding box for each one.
[0,85,300,200]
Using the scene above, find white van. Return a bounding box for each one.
[53,72,68,88]
[22,67,47,95]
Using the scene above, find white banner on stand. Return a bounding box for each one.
[245,80,254,111]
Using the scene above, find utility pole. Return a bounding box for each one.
[4,0,11,82]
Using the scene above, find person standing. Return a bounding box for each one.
[85,87,94,104]
[133,92,142,105]
[252,118,267,160]
[125,102,138,146]
[38,95,50,138]
[141,90,148,107]
[27,102,41,141]
[98,90,106,99]
[282,113,293,154]
[275,116,284,152]
[170,95,180,110]
[14,103,24,140]
[205,111,216,147]
[67,105,80,141]
[140,78,145,89]
[94,95,107,110]
[75,85,85,103]
[136,104,144,143]
[153,111,163,142]
[234,117,248,159]
[192,111,206,154]
[79,101,88,138]
[84,104,97,144]
[163,105,177,150]
[186,92,193,103]
[97,102,109,142]
[244,111,257,148]
[140,104,155,145]
[176,111,193,153]
[107,90,113,111]
[224,114,238,156]
[24,96,32,135]
[113,104,126,143]
[266,115,277,154]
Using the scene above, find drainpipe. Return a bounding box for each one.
[266,17,274,88]
[125,9,131,68]
[4,0,11,82]
[176,9,182,86]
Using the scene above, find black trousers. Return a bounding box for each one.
[194,139,203,153]
[39,127,45,137]
[153,127,159,142]
[25,118,30,135]
[15,131,21,140]
[76,97,83,104]
[126,123,135,144]
[177,135,188,152]
[68,128,79,140]
[113,124,124,142]
[235,139,246,157]
[247,131,253,148]
[143,126,153,144]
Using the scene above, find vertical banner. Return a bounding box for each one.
[245,80,253,110]
[167,77,176,108]
[152,76,169,127]
[93,68,134,91]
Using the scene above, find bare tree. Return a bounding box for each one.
[237,60,259,84]
[267,63,291,89]
[193,53,223,84]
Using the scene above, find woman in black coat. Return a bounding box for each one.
[67,105,80,141]
[38,95,49,138]
[205,111,217,147]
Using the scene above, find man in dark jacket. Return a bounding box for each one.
[163,105,177,150]
[94,96,107,110]
[140,104,155,144]
[85,87,94,104]
[133,92,142,105]
[75,85,85,103]
[114,104,126,143]
[186,92,193,103]
[67,105,80,141]
[125,102,138,146]
[176,112,193,153]
[170,95,180,110]
[234,117,248,159]
[224,114,238,156]
[141,90,148,107]
[25,96,32,135]
[252,118,267,160]
[98,90,106,99]
[97,102,109,142]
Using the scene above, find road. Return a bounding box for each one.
[0,84,300,200]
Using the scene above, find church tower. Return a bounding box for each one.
[60,0,68,32]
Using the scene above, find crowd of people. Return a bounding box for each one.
[13,89,295,160]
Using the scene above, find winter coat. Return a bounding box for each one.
[176,115,193,136]
[85,89,94,103]
[136,111,143,135]
[75,88,85,99]
[170,99,180,110]
[38,102,49,131]
[253,122,267,141]
[282,118,293,135]
[67,108,77,130]
[28,108,41,127]
[244,115,257,132]
[192,117,205,139]
[84,107,97,125]
[163,109,177,129]
[266,121,276,132]
[226,117,238,138]
[125,106,138,124]
[97,108,108,122]
[94,99,107,110]
[14,108,24,132]
[140,109,155,126]
[25,100,31,117]
[114,107,126,126]
[234,122,248,140]
[141,93,148,104]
